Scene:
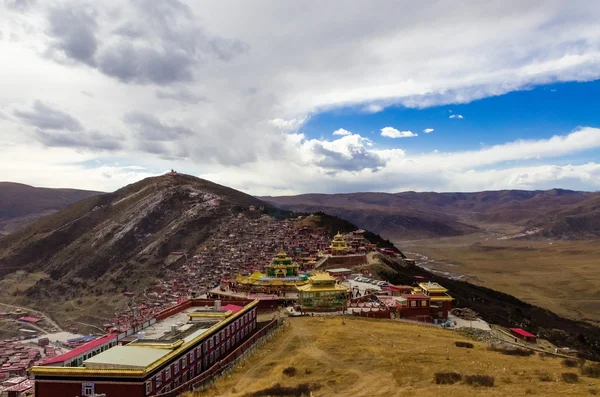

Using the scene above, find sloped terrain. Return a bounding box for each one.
[184,316,600,397]
[0,174,269,307]
[263,189,600,239]
[375,255,600,361]
[0,182,101,235]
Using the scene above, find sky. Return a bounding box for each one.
[2,1,600,195]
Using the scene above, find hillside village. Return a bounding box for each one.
[0,200,594,396]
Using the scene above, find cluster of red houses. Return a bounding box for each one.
[347,280,455,322]
[0,340,42,379]
[0,340,39,395]
[0,376,34,396]
[103,214,339,332]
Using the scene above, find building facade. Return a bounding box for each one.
[416,282,454,318]
[31,299,260,397]
[296,272,349,312]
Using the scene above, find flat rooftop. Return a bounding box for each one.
[84,346,169,369]
[326,268,352,273]
[133,306,221,343]
[31,299,258,375]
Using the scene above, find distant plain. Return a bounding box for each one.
[399,233,600,323]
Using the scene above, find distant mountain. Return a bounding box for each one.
[0,182,101,235]
[262,189,600,239]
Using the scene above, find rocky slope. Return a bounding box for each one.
[0,174,269,297]
[0,182,101,235]
[263,189,600,239]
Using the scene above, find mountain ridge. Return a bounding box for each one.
[262,189,600,239]
[0,182,102,235]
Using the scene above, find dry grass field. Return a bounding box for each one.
[400,236,600,323]
[182,317,600,397]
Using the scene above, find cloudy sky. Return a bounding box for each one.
[2,0,600,195]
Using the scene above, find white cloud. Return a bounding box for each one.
[449,114,464,119]
[380,127,417,138]
[423,128,434,133]
[269,117,308,131]
[6,127,600,195]
[332,128,352,136]
[362,104,384,113]
[3,2,600,194]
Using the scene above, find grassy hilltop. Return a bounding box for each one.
[183,316,600,397]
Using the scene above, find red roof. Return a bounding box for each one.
[18,317,41,323]
[4,379,33,392]
[509,328,536,338]
[42,334,117,365]
[221,304,244,314]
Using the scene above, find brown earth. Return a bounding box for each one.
[182,316,600,397]
[0,174,271,330]
[400,235,600,323]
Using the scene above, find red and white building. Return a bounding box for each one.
[30,299,267,397]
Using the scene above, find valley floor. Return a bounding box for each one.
[399,235,600,323]
[182,316,598,397]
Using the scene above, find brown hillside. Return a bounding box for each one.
[0,182,101,234]
[0,173,270,312]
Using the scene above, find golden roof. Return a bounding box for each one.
[309,271,337,282]
[296,283,348,292]
[250,271,265,280]
[428,295,454,301]
[296,271,349,292]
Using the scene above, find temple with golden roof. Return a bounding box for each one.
[296,271,349,312]
[329,232,350,255]
[234,250,310,292]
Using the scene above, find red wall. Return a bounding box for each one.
[36,381,144,397]
[399,307,432,319]
[322,255,367,267]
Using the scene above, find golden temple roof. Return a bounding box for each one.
[309,271,337,282]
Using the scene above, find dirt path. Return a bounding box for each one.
[72,321,105,333]
[0,302,63,332]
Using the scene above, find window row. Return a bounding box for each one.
[150,311,256,394]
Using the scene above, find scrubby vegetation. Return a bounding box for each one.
[245,383,320,397]
[282,366,297,377]
[582,363,600,378]
[563,358,579,368]
[455,341,474,348]
[464,375,495,387]
[561,372,579,384]
[434,372,462,384]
